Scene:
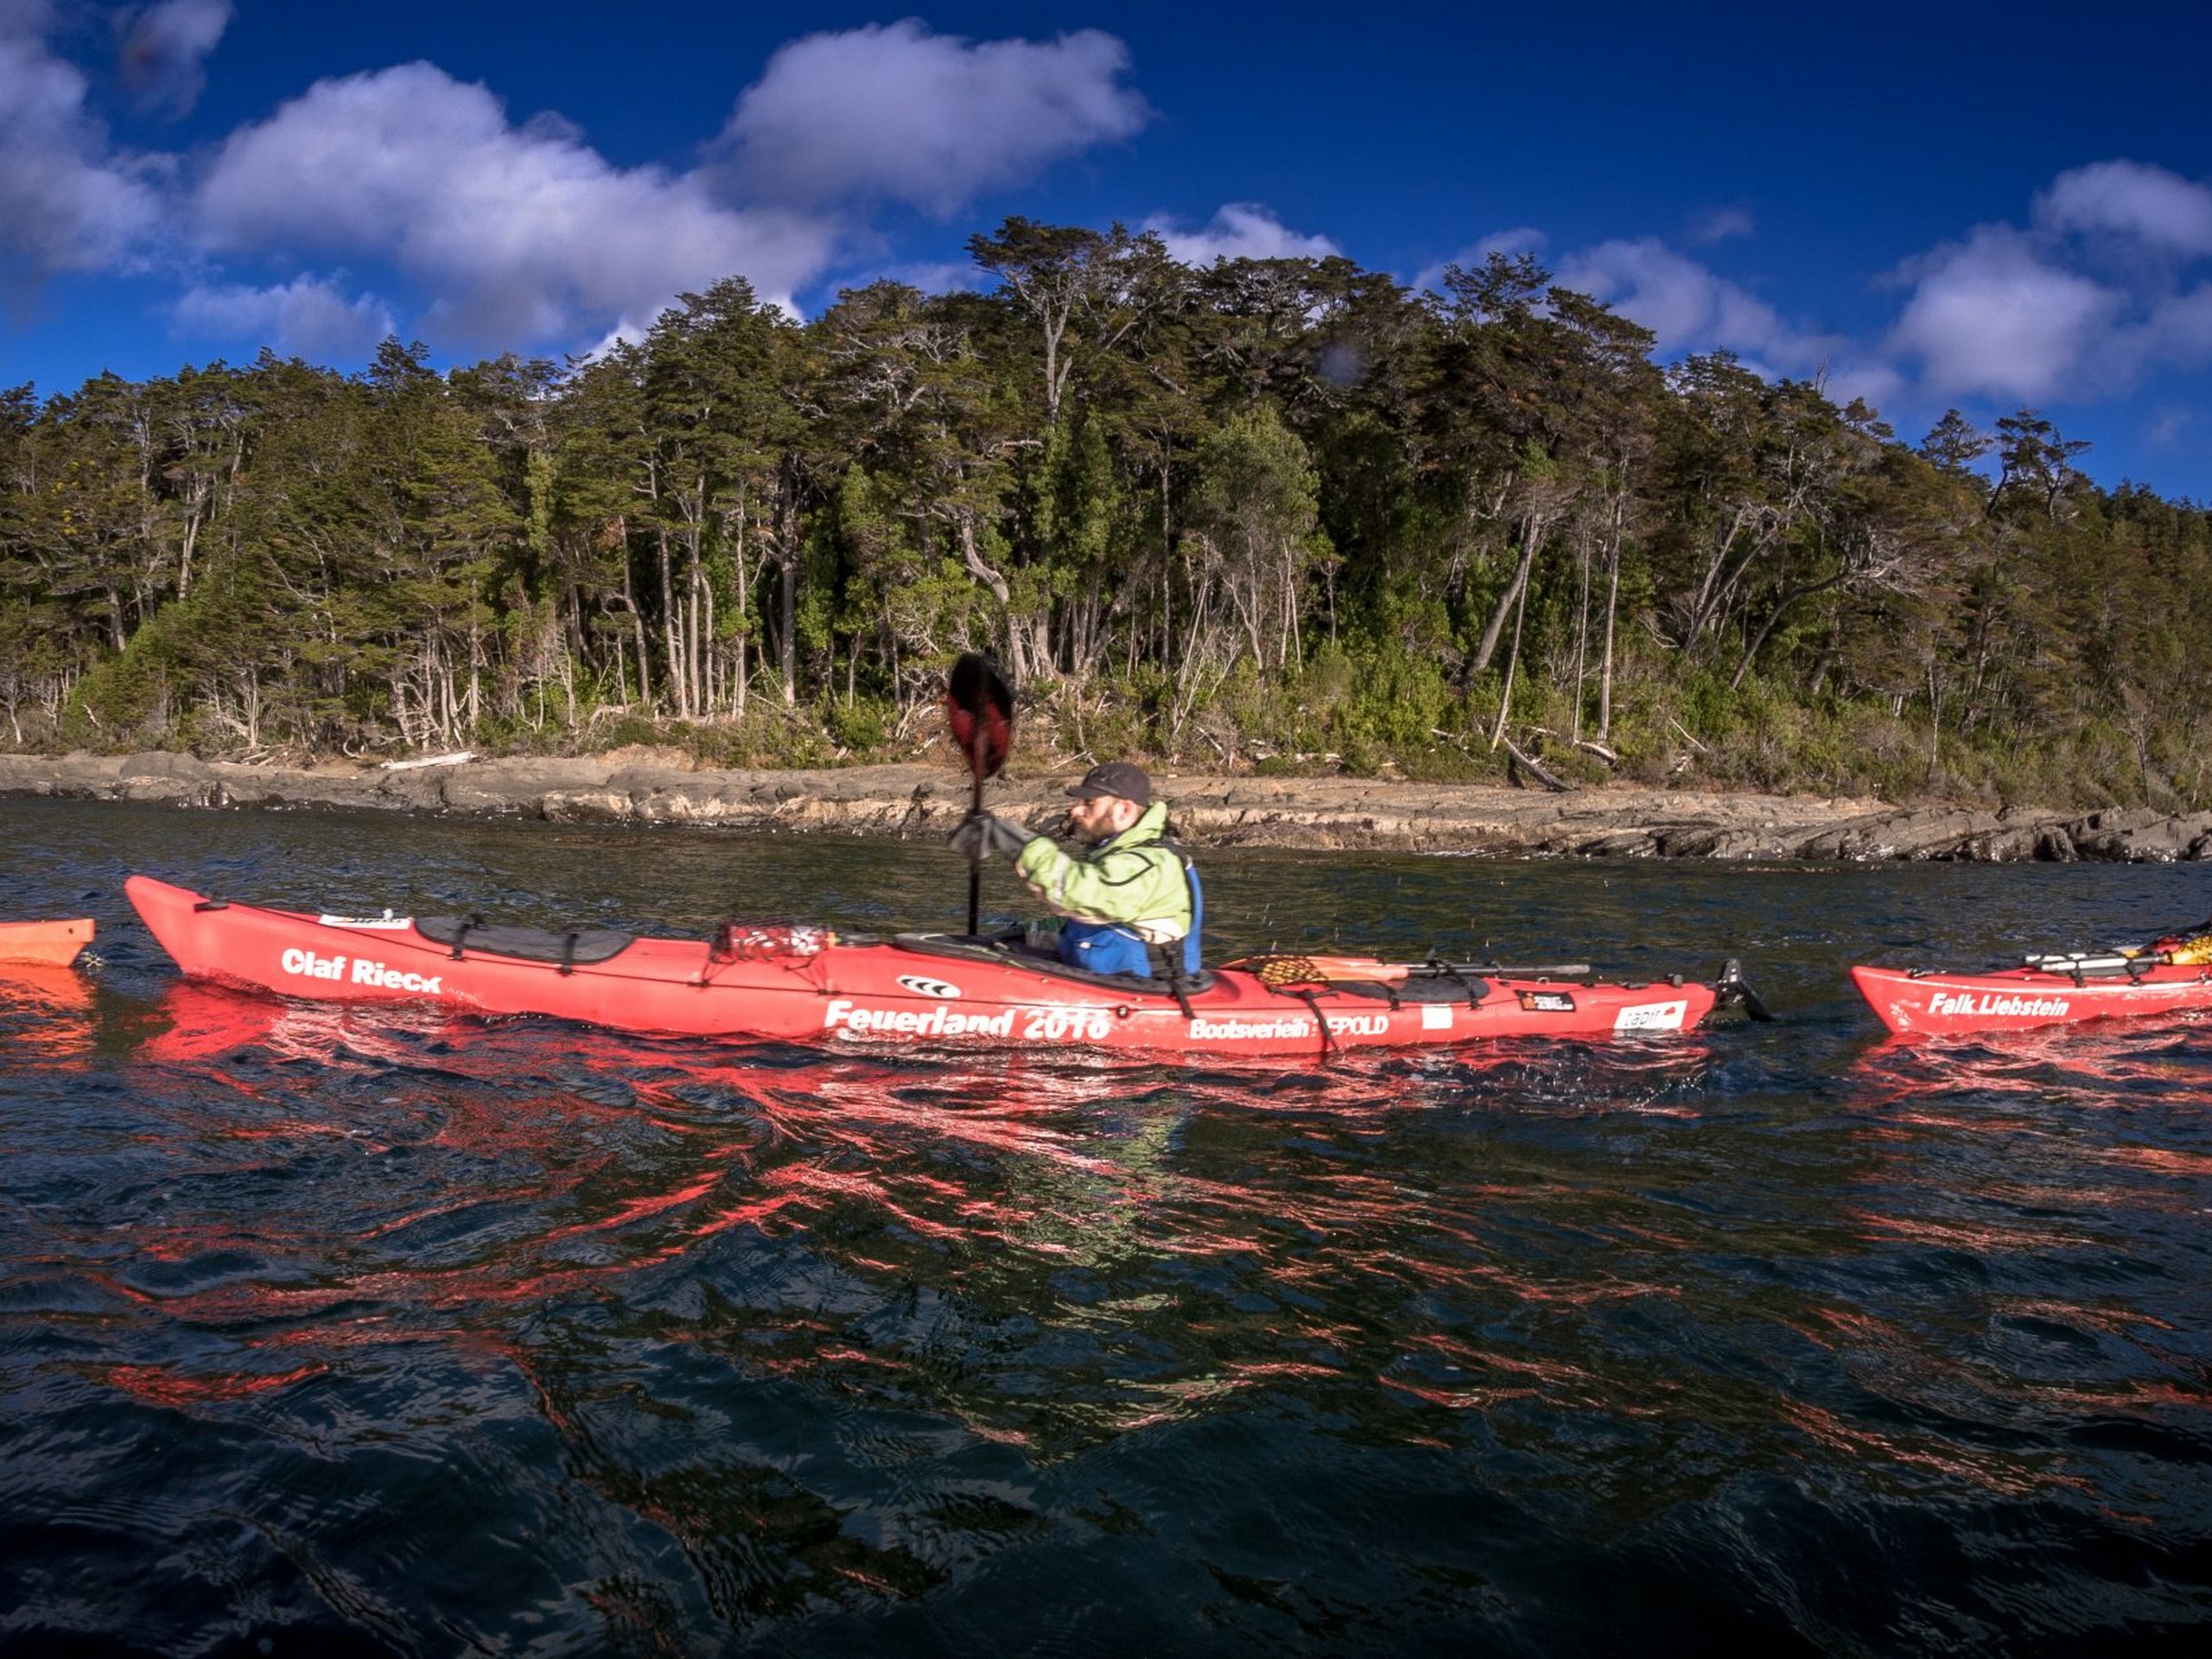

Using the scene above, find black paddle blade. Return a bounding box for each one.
[1715,957,1775,1021]
[945,653,1014,781]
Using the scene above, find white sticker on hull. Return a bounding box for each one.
[824,999,1019,1039]
[1926,990,2071,1019]
[1186,1016,1313,1041]
[1612,1000,1689,1033]
[280,946,443,995]
[822,999,1394,1045]
[1185,1013,1391,1041]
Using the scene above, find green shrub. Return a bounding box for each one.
[825,695,894,755]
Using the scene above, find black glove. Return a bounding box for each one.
[949,810,1036,862]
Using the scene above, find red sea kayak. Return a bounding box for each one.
[1851,955,2212,1037]
[125,874,1735,1058]
[0,918,94,967]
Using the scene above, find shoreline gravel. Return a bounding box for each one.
[4,749,2209,862]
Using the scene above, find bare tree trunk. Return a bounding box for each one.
[779,457,800,707]
[1160,454,1173,676]
[1926,660,1945,787]
[1471,512,1547,674]
[1729,569,1850,690]
[1488,569,1532,750]
[959,513,1027,681]
[177,472,211,599]
[729,491,749,720]
[1598,527,1622,744]
[1683,505,1758,646]
[614,515,652,709]
[1571,524,1592,745]
[685,537,704,721]
[467,591,483,737]
[700,543,717,719]
[657,527,683,718]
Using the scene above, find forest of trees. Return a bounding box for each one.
[3,221,2209,809]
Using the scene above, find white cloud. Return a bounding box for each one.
[1557,238,1904,410]
[1421,231,1895,413]
[2034,160,2212,257]
[1413,227,1547,294]
[850,258,986,296]
[5,16,1157,364]
[0,8,162,276]
[1886,225,2123,402]
[1817,360,1909,417]
[193,62,837,346]
[2146,283,2212,357]
[1556,237,1845,373]
[1415,163,2212,436]
[1882,162,2212,416]
[1688,206,1754,245]
[181,27,1152,353]
[172,274,394,360]
[118,0,232,118]
[1144,203,1338,266]
[2143,404,2201,454]
[714,21,1147,215]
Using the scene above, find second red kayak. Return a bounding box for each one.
[125,874,1741,1057]
[1851,956,2212,1037]
[0,918,94,967]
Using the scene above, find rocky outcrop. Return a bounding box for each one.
[5,748,2212,862]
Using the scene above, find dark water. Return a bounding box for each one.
[3,795,2210,1656]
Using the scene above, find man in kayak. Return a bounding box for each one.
[949,761,1202,980]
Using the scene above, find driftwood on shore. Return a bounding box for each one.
[3,749,2210,863]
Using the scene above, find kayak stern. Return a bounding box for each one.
[0,918,95,968]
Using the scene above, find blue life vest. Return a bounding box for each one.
[1058,851,1203,980]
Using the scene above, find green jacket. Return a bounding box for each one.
[1012,801,1193,942]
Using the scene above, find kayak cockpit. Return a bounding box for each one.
[413,914,637,967]
[891,931,1219,997]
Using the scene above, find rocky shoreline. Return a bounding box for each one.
[3,748,2210,861]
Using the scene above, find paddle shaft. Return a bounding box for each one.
[1222,954,1592,982]
[966,766,982,935]
[947,653,1012,938]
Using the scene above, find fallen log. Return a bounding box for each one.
[1503,737,1575,792]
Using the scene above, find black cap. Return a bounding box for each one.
[1065,761,1152,806]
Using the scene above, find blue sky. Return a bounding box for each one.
[5,0,2210,499]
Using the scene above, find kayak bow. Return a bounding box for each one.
[125,874,1729,1057]
[1851,957,2212,1037]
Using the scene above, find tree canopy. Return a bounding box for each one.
[3,229,2208,810]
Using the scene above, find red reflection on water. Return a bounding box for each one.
[1842,1024,2212,1230]
[88,1360,331,1408]
[93,990,807,1412]
[0,962,95,1063]
[1378,1335,1602,1414]
[132,979,282,1064]
[1840,1206,2093,1255]
[2101,1144,2212,1179]
[1789,1030,2212,1510]
[1779,1396,2093,1498]
[1994,1295,2178,1339]
[92,980,1732,1458]
[137,981,486,1071]
[1849,1024,2209,1102]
